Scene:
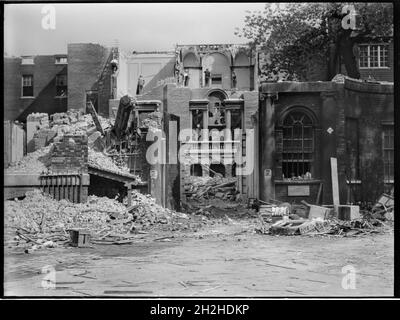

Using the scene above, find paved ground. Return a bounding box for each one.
[4,221,393,297]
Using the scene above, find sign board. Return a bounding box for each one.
[288,185,310,196]
[264,169,272,177]
[150,169,158,180]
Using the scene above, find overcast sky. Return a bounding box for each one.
[4,3,267,56]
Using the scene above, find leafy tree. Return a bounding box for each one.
[235,3,393,81]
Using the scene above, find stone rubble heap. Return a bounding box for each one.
[257,210,393,237]
[125,190,189,230]
[88,148,135,178]
[4,189,192,252]
[50,110,112,135]
[138,111,162,131]
[184,176,240,201]
[4,143,135,178]
[5,144,53,174]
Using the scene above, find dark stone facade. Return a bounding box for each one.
[259,79,393,205]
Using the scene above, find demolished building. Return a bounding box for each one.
[3,42,394,211]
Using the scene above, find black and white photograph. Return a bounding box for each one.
[2,2,396,301]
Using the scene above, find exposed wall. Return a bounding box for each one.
[143,57,176,92]
[342,79,394,202]
[234,52,251,90]
[202,52,231,89]
[68,43,112,115]
[126,53,175,96]
[4,56,68,122]
[116,52,129,98]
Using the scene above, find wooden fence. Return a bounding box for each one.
[4,121,25,168]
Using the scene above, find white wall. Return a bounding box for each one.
[116,52,129,98]
[126,53,175,96]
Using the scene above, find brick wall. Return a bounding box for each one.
[4,56,68,122]
[259,80,393,205]
[343,79,394,202]
[51,134,88,173]
[358,42,394,82]
[339,42,394,82]
[68,43,112,115]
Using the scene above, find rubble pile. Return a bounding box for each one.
[5,144,53,174]
[4,189,130,251]
[5,142,139,180]
[27,113,49,128]
[139,111,162,130]
[50,111,112,136]
[319,218,391,237]
[88,148,133,176]
[125,190,190,230]
[184,176,240,201]
[4,189,204,251]
[257,210,393,237]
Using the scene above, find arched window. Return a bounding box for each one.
[282,111,314,179]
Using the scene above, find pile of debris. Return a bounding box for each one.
[5,144,52,174]
[124,190,190,230]
[184,176,240,201]
[263,217,389,237]
[256,196,393,237]
[138,111,162,131]
[88,148,139,179]
[4,189,193,251]
[50,110,112,135]
[5,140,141,181]
[4,189,129,251]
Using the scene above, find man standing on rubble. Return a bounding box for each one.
[183,69,189,87]
[136,75,145,95]
[204,68,210,86]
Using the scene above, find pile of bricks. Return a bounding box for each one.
[27,113,49,128]
[50,109,84,125]
[32,128,57,151]
[51,134,88,173]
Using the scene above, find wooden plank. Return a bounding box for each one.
[15,125,23,161]
[4,121,11,166]
[316,182,323,205]
[11,124,15,162]
[87,101,104,135]
[330,157,340,206]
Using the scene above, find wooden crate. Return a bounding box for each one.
[68,228,91,247]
